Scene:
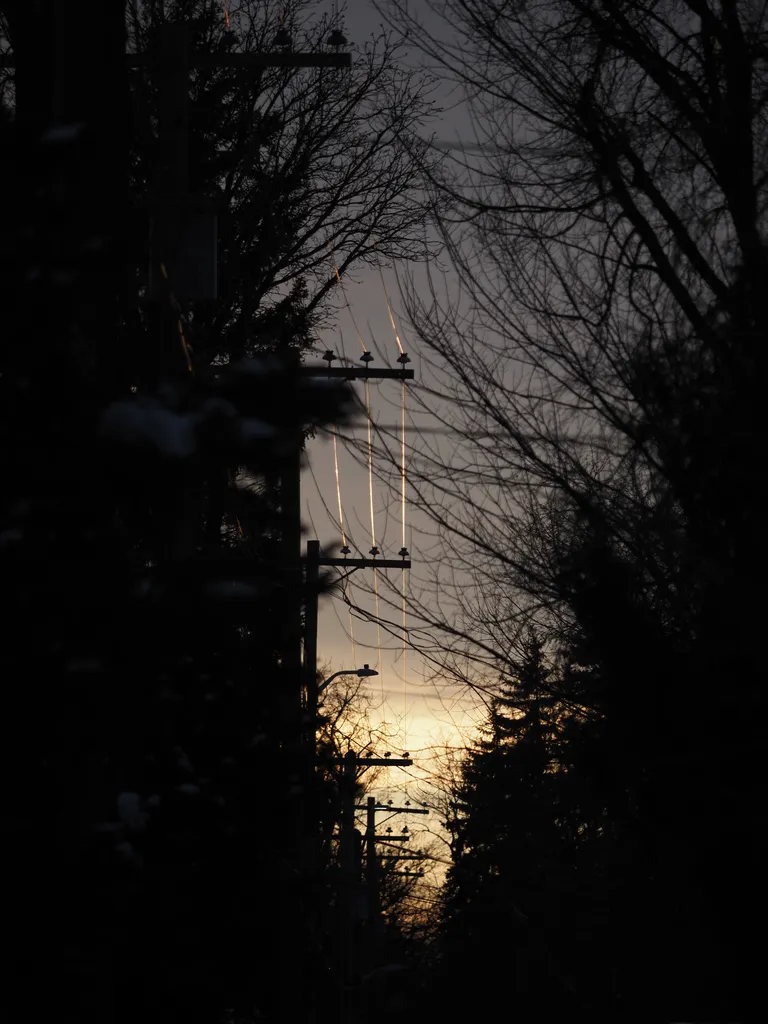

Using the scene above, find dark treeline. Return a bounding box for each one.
[376,1,768,1021]
[4,0,767,1021]
[0,2,430,1023]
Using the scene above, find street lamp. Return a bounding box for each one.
[318,664,378,694]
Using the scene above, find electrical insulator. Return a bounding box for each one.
[274,26,292,48]
[360,351,374,364]
[328,28,347,47]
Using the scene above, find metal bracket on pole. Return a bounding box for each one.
[317,556,411,569]
[0,53,352,70]
[355,805,429,814]
[301,366,414,381]
[333,757,413,768]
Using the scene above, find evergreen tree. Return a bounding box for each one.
[437,634,584,1020]
[0,4,361,1022]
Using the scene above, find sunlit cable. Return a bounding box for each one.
[378,265,404,354]
[365,379,384,697]
[375,250,408,746]
[332,426,347,552]
[365,382,376,552]
[345,577,357,667]
[332,421,358,667]
[372,238,404,356]
[330,246,368,354]
[401,380,408,750]
[401,382,407,552]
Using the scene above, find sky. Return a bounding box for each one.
[302,1,484,808]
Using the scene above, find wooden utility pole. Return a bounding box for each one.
[135,27,349,1023]
[300,358,415,762]
[338,750,361,1024]
[150,22,190,300]
[359,799,429,931]
[0,25,355,378]
[304,539,321,750]
[303,544,412,752]
[137,26,352,356]
[365,796,383,940]
[333,752,413,1024]
[143,28,349,1024]
[2,20,352,1024]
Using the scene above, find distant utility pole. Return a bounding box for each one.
[333,750,413,1024]
[364,797,382,934]
[359,798,429,942]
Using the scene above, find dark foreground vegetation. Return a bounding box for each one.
[2,2,766,1023]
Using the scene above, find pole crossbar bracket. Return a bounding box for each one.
[317,556,410,569]
[302,366,414,380]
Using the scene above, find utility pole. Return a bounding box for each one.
[143,26,349,1024]
[296,353,414,1022]
[304,538,321,754]
[2,21,351,1024]
[364,796,384,948]
[135,26,352,368]
[333,752,412,1024]
[297,358,415,967]
[358,799,429,926]
[141,24,348,1024]
[303,542,413,750]
[338,750,361,1024]
[149,21,190,303]
[300,355,415,757]
[0,26,355,378]
[138,31,350,1024]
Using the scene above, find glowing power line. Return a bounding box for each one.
[331,247,369,354]
[374,255,409,751]
[364,378,385,698]
[333,427,348,553]
[377,266,405,355]
[401,378,408,750]
[332,421,358,664]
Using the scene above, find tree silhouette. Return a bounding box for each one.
[372,3,768,1016]
[0,3,422,1022]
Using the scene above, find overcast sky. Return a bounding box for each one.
[303,3,482,803]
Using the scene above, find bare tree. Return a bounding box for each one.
[314,666,443,939]
[359,0,768,693]
[123,0,438,368]
[317,666,400,777]
[348,8,768,1011]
